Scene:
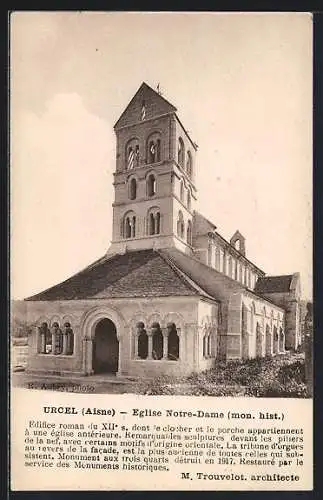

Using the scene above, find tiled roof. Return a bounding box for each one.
[254,275,293,294]
[25,249,215,302]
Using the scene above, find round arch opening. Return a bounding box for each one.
[92,318,119,374]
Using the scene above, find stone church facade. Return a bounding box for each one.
[24,83,302,378]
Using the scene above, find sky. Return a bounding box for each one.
[10,12,313,300]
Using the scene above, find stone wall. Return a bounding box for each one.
[258,273,301,350]
[25,296,220,378]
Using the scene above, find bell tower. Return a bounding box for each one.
[107,82,198,256]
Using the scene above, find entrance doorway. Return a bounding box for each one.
[93,318,119,374]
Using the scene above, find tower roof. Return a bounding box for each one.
[114,82,177,130]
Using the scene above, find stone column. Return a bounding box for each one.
[51,328,56,355]
[223,251,227,274]
[133,331,139,359]
[117,334,123,376]
[162,328,169,359]
[82,339,88,374]
[86,339,93,374]
[210,327,216,358]
[147,330,153,359]
[62,331,68,355]
[39,328,46,354]
[83,338,94,375]
[273,327,279,354]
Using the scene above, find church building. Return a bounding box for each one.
[24,82,302,378]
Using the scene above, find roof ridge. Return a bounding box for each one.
[165,247,247,290]
[157,250,213,299]
[259,274,294,279]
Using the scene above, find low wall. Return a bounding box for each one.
[120,359,193,378]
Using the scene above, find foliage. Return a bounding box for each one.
[11,317,35,338]
[136,375,178,395]
[246,379,308,398]
[277,360,305,385]
[139,353,308,398]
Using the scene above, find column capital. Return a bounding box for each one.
[161,327,169,338]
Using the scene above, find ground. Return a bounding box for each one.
[12,352,308,398]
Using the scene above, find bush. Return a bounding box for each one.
[277,361,305,385]
[136,375,178,395]
[246,379,308,398]
[245,359,307,398]
[135,354,307,398]
[188,382,245,397]
[11,318,35,338]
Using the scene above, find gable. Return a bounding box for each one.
[114,82,177,130]
[193,212,217,237]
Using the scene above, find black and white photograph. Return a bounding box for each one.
[10,11,313,491]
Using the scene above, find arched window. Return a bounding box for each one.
[207,334,212,357]
[126,139,139,170]
[52,322,63,355]
[273,325,279,354]
[177,211,185,239]
[220,250,224,272]
[265,324,272,356]
[231,258,236,279]
[152,322,163,360]
[149,213,155,235]
[215,248,220,271]
[243,266,248,285]
[167,323,179,360]
[137,322,148,359]
[148,207,161,235]
[129,178,137,200]
[207,244,212,265]
[256,322,262,357]
[186,150,193,178]
[279,327,285,351]
[178,137,185,167]
[180,180,184,202]
[156,212,161,234]
[147,174,156,197]
[147,133,161,164]
[64,322,74,355]
[228,256,232,277]
[187,189,191,210]
[123,211,136,239]
[186,220,192,245]
[203,328,210,358]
